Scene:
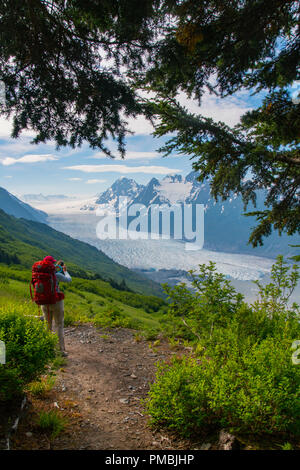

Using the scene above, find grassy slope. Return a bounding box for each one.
[0,209,164,297]
[0,264,168,336]
[0,263,166,334]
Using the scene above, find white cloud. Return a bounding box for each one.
[63,164,182,175]
[67,177,82,181]
[0,117,15,139]
[126,115,156,135]
[125,88,253,134]
[178,91,252,127]
[86,179,107,184]
[92,151,159,160]
[1,154,58,166]
[0,140,35,155]
[0,117,36,139]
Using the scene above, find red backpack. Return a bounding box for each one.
[30,260,59,305]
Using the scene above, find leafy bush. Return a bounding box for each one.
[0,303,57,401]
[146,356,210,436]
[147,335,300,436]
[146,257,300,438]
[93,307,136,329]
[163,262,244,342]
[207,336,300,434]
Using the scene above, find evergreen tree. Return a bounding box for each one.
[0,0,161,156]
[0,1,299,244]
[141,0,300,246]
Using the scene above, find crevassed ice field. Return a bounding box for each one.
[45,213,271,279]
[43,213,281,303]
[94,238,273,281]
[16,198,298,303]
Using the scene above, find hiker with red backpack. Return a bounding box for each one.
[30,255,72,356]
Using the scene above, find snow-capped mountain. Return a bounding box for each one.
[132,173,198,206]
[86,172,201,211]
[78,170,262,219]
[132,177,169,206]
[80,172,298,257]
[0,187,48,222]
[95,177,145,212]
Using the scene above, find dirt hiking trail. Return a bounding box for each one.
[11,325,202,450]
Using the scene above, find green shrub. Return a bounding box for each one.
[146,257,300,438]
[145,356,211,436]
[26,375,56,397]
[0,275,9,286]
[281,442,293,450]
[37,410,67,438]
[206,335,300,434]
[0,303,57,401]
[141,328,160,341]
[93,307,135,329]
[147,336,300,436]
[163,262,244,342]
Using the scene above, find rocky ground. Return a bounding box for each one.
[9,325,215,450]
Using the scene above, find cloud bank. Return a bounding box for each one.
[1,154,58,166]
[63,164,182,175]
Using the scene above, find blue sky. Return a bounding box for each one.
[0,88,265,197]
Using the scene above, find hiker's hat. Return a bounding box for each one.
[43,255,57,264]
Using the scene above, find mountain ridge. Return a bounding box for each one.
[78,172,299,258]
[0,187,48,223]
